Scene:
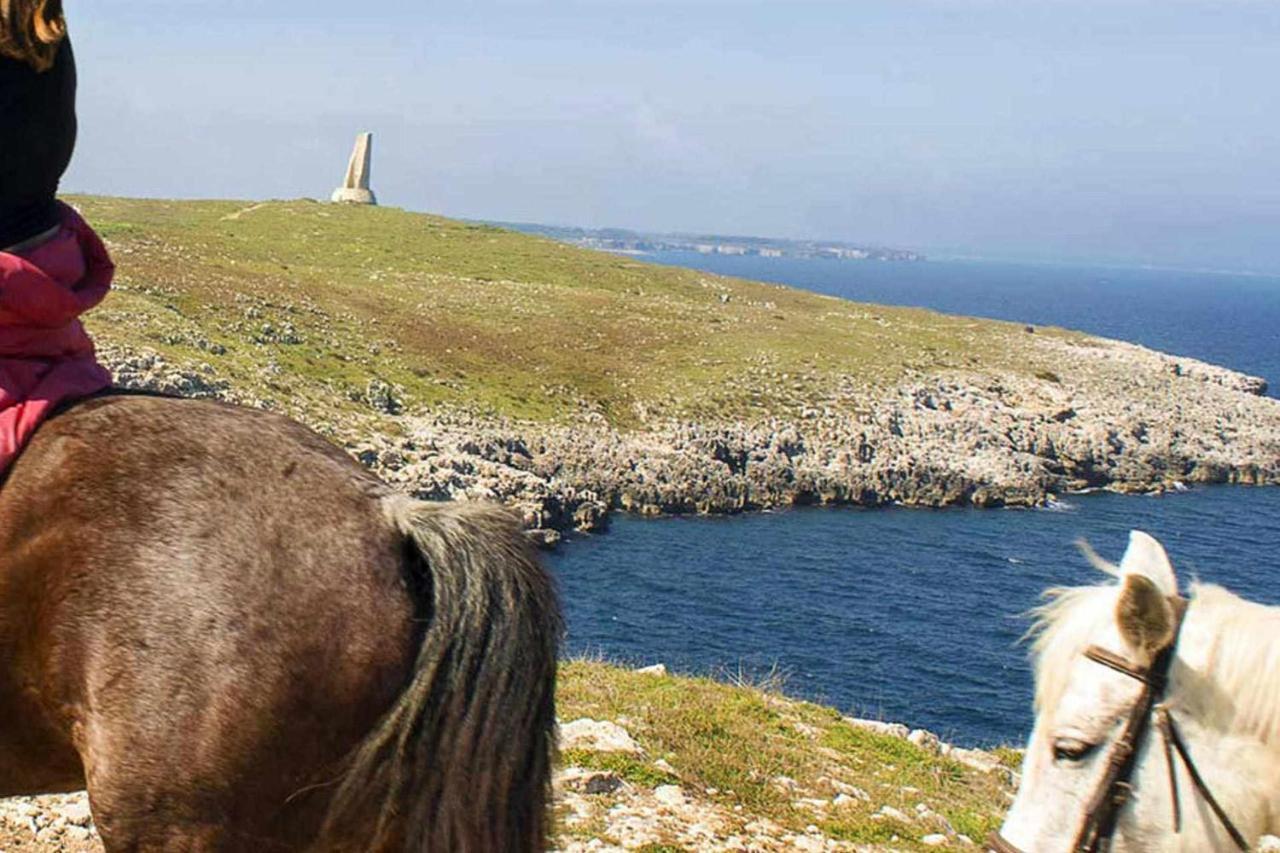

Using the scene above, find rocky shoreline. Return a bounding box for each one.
[102,331,1280,547]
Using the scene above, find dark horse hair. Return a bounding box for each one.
[325,497,562,851]
[0,393,561,852]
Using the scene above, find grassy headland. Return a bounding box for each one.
[74,196,1280,539]
[78,195,1081,430]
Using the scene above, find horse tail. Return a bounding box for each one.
[325,497,562,852]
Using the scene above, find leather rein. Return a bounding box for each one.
[989,596,1250,852]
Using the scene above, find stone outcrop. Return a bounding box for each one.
[342,337,1279,544]
[97,332,1280,547]
[330,132,377,205]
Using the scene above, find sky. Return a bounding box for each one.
[65,1,1280,273]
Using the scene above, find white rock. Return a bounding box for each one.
[922,833,950,847]
[636,663,667,676]
[829,779,870,800]
[789,835,825,852]
[909,729,943,752]
[653,785,685,807]
[559,719,640,753]
[792,720,821,739]
[60,800,93,827]
[652,757,678,776]
[951,746,1004,774]
[843,717,910,739]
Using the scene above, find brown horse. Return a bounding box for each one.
[0,392,561,851]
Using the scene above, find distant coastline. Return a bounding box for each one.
[486,221,926,262]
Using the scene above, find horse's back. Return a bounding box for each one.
[0,394,419,848]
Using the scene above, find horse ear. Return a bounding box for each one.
[1118,530,1178,596]
[1116,574,1175,661]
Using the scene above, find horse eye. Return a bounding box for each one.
[1052,738,1099,763]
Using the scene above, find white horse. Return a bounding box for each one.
[992,531,1280,852]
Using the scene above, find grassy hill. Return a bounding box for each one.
[77,195,1080,432]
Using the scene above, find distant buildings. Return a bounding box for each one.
[492,222,926,262]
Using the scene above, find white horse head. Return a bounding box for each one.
[993,531,1280,852]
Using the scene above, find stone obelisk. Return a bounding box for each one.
[330,132,378,205]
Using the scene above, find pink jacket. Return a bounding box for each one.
[0,202,113,473]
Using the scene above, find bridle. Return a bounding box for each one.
[989,596,1250,853]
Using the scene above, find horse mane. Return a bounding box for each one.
[1183,582,1280,746]
[1028,573,1280,746]
[1027,582,1121,715]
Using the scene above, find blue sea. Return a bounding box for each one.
[549,255,1280,747]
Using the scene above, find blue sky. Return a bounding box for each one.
[66,1,1280,272]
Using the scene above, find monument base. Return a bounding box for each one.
[330,187,378,205]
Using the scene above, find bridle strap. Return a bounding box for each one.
[1074,659,1163,851]
[1083,646,1161,687]
[1162,709,1251,851]
[1155,707,1182,833]
[1073,596,1188,853]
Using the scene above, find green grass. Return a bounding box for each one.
[556,660,1011,850]
[73,195,1084,433]
[558,748,681,788]
[991,746,1026,771]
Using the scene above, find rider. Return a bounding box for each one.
[0,0,113,472]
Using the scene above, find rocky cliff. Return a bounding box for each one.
[72,196,1279,545]
[104,334,1279,546]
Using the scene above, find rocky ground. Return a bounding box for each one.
[552,712,1014,852]
[101,330,1280,547]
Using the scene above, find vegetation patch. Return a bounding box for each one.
[558,749,680,788]
[556,661,1011,850]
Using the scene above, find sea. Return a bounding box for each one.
[548,254,1280,747]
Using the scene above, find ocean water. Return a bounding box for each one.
[548,256,1280,747]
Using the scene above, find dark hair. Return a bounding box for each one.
[0,0,66,72]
